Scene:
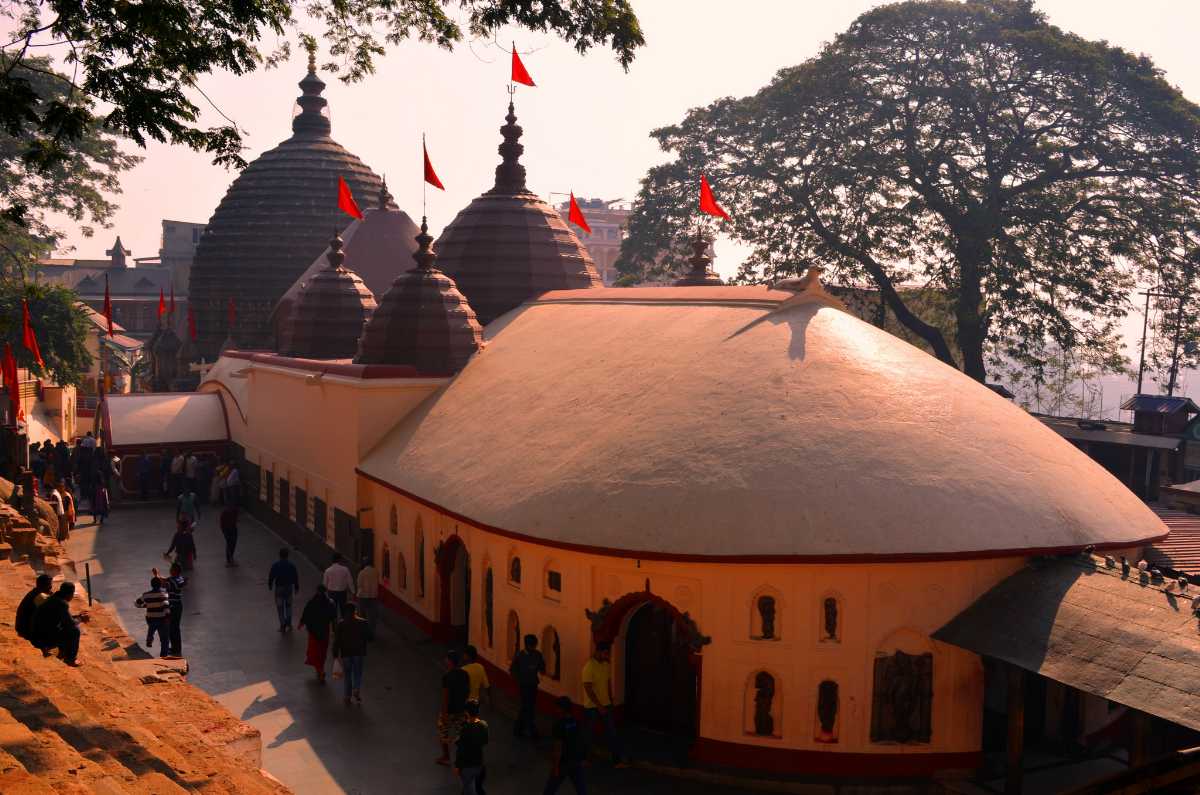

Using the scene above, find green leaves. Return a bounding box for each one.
[621,0,1200,385]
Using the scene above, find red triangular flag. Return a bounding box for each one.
[511,44,535,87]
[169,285,176,315]
[102,274,114,336]
[568,193,591,234]
[21,300,44,368]
[699,174,730,220]
[423,142,445,190]
[187,304,197,341]
[227,297,237,329]
[337,175,364,220]
[157,288,166,319]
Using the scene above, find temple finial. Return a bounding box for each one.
[414,217,437,271]
[293,46,330,136]
[378,176,392,210]
[491,99,527,194]
[325,228,345,270]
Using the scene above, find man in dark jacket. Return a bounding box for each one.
[267,548,300,631]
[332,602,370,704]
[15,574,53,640]
[32,582,86,665]
[510,634,546,739]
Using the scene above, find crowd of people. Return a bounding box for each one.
[26,432,114,540]
[11,444,630,795]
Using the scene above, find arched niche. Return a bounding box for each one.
[380,542,391,586]
[389,504,398,535]
[870,629,934,745]
[743,670,782,739]
[506,610,521,664]
[818,591,844,644]
[396,551,408,591]
[541,625,562,681]
[814,679,839,743]
[415,517,426,598]
[507,549,522,588]
[543,559,563,601]
[749,586,783,641]
[482,564,494,648]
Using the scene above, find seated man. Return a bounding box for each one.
[31,582,88,666]
[15,574,53,641]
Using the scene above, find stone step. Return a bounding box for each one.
[0,543,12,560]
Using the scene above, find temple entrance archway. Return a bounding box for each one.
[622,601,698,738]
[436,535,470,645]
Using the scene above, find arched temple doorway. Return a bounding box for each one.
[587,590,706,748]
[436,535,470,645]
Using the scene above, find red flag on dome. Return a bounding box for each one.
[337,175,363,220]
[568,193,591,234]
[699,174,730,220]
[21,300,44,369]
[187,304,197,341]
[102,274,114,336]
[227,297,237,329]
[511,44,535,87]
[157,288,166,320]
[423,141,444,190]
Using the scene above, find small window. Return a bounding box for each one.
[542,626,562,681]
[548,571,562,592]
[815,680,839,743]
[509,555,522,586]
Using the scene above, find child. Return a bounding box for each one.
[93,482,110,525]
[135,577,171,657]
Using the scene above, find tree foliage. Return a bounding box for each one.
[619,0,1200,384]
[0,55,140,268]
[1,0,643,180]
[0,283,92,387]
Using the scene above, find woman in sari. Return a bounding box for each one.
[299,585,337,684]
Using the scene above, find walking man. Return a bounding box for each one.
[170,450,185,496]
[136,577,171,657]
[510,634,546,738]
[268,548,300,632]
[332,602,370,704]
[581,641,627,766]
[163,563,186,658]
[323,554,354,614]
[463,645,490,706]
[32,582,87,666]
[356,555,379,637]
[544,696,587,794]
[176,487,200,529]
[437,649,470,766]
[455,699,489,795]
[219,503,239,566]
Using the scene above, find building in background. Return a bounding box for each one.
[35,235,173,340]
[156,219,205,298]
[555,198,629,286]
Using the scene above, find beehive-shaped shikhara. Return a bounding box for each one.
[277,231,377,359]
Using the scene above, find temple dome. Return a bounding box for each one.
[433,102,600,325]
[273,180,421,342]
[277,230,377,359]
[188,54,393,359]
[359,285,1167,559]
[355,218,483,375]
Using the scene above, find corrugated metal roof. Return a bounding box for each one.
[1037,416,1183,450]
[1145,507,1200,577]
[934,556,1200,732]
[1119,395,1200,415]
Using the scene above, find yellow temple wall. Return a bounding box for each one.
[361,478,1025,765]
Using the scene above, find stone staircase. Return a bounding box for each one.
[0,559,288,794]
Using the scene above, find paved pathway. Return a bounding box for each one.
[65,502,753,795]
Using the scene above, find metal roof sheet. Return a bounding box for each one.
[1119,395,1200,414]
[934,556,1200,732]
[1038,417,1183,450]
[1145,507,1200,577]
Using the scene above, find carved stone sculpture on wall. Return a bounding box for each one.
[870,650,933,744]
[484,568,494,646]
[816,680,839,742]
[823,597,839,641]
[757,595,776,639]
[753,672,776,737]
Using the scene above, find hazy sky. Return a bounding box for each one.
[14,1,1200,401]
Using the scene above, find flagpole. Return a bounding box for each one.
[422,134,427,220]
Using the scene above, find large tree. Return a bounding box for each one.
[620,0,1200,383]
[0,54,140,269]
[0,282,92,387]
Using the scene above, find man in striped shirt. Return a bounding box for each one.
[135,577,171,657]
